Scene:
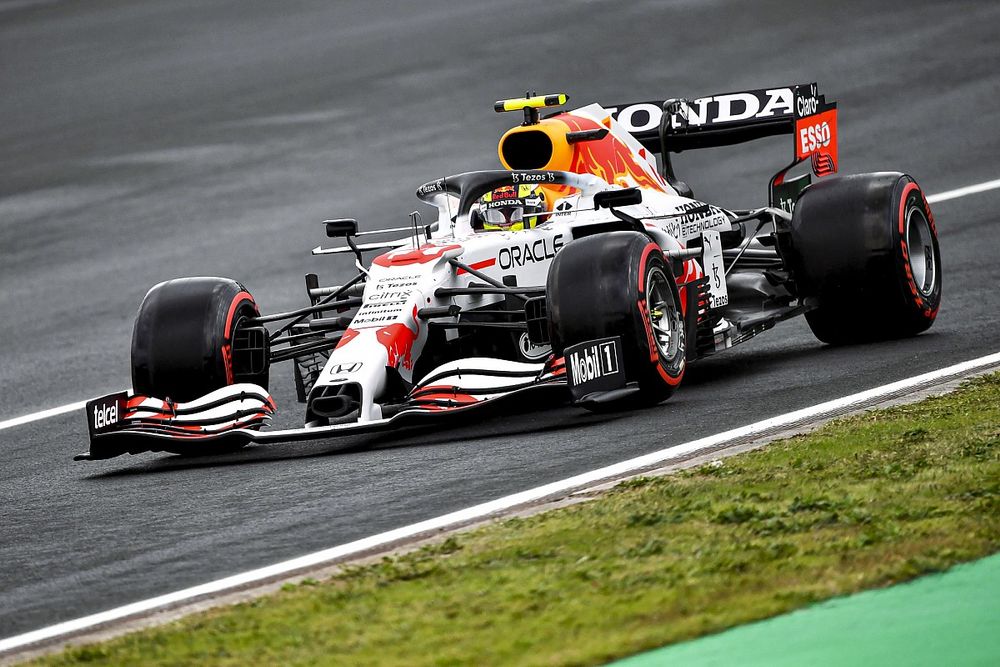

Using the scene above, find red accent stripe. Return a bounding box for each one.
[456,258,497,275]
[336,327,361,350]
[373,244,462,267]
[676,259,702,317]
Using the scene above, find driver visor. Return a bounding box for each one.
[483,206,523,226]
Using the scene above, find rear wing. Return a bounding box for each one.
[604,83,838,204]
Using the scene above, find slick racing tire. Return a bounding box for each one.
[547,232,685,409]
[131,277,267,402]
[786,172,941,345]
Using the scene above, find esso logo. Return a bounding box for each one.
[799,121,831,155]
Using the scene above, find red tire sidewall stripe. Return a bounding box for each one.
[896,182,937,319]
[637,242,659,362]
[897,182,918,236]
[222,291,256,385]
[637,242,657,292]
[637,242,684,386]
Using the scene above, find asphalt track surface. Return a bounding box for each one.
[1,0,999,640]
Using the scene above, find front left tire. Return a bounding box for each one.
[131,277,267,402]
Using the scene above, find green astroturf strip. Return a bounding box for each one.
[613,552,1000,667]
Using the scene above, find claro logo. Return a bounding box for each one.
[498,234,564,270]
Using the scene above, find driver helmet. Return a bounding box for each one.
[472,184,550,232]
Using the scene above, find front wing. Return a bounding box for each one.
[76,358,568,461]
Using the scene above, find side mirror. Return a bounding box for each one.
[324,218,359,238]
[566,127,609,144]
[594,188,642,210]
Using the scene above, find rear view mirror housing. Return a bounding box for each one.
[594,188,642,209]
[324,218,359,238]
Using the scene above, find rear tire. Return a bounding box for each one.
[786,172,941,345]
[131,277,266,401]
[547,232,685,408]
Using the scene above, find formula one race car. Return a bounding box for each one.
[77,84,941,460]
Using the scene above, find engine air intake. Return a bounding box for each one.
[500,130,553,170]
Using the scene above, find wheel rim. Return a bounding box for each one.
[645,266,682,361]
[905,205,936,296]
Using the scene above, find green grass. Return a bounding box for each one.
[38,374,1000,666]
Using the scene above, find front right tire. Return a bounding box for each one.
[546,231,686,409]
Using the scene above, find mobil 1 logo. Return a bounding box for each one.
[86,391,128,438]
[565,336,626,401]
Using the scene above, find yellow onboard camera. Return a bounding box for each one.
[494,92,568,125]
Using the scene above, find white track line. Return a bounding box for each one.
[0,400,87,431]
[926,177,1000,203]
[2,350,999,655]
[0,177,997,433]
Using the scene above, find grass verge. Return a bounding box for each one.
[36,374,1000,666]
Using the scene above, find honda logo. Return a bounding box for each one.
[329,361,363,375]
